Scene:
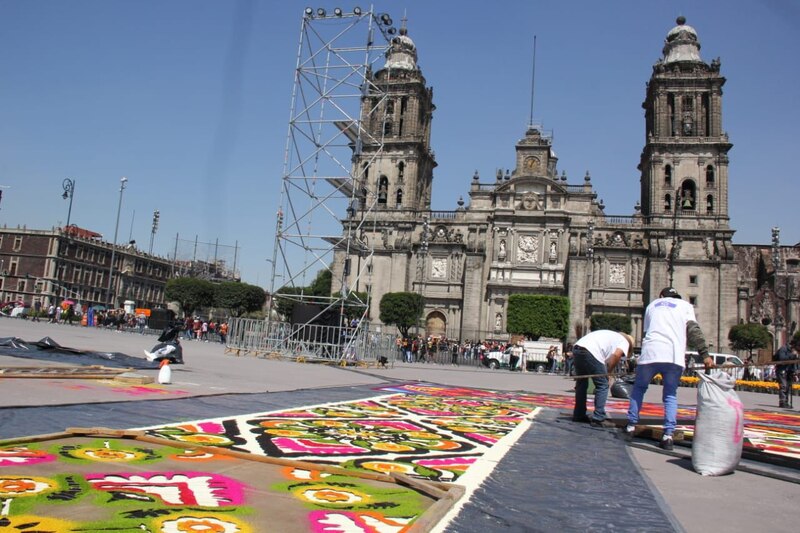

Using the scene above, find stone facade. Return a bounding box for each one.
[333,18,799,349]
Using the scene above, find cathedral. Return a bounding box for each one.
[333,17,798,352]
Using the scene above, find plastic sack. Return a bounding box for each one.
[692,371,744,476]
[611,378,633,399]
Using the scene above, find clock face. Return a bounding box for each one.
[524,156,540,172]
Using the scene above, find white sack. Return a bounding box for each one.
[692,370,744,476]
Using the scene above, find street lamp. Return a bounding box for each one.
[106,177,128,308]
[62,178,76,231]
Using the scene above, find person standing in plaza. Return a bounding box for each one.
[774,338,798,408]
[572,329,634,427]
[624,287,714,450]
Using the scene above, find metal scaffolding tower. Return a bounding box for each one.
[269,8,396,344]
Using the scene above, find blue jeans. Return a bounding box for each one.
[627,362,683,436]
[572,346,609,422]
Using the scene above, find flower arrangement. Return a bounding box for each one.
[650,373,800,393]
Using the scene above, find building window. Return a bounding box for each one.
[400,96,408,115]
[664,194,672,212]
[0,236,4,249]
[689,275,698,285]
[680,180,697,210]
[706,195,714,214]
[9,259,18,276]
[76,247,84,259]
[13,236,22,251]
[664,164,672,186]
[383,122,393,136]
[396,188,403,207]
[17,280,25,292]
[705,165,715,186]
[378,176,389,205]
[386,99,394,115]
[88,249,95,262]
[99,251,107,264]
[96,272,103,286]
[689,296,698,306]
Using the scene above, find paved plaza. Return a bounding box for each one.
[0,318,797,532]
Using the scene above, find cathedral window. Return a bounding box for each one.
[668,94,676,136]
[705,165,715,186]
[398,118,404,136]
[386,99,394,115]
[378,176,389,205]
[383,122,393,136]
[400,96,408,115]
[706,195,714,213]
[680,180,697,210]
[396,188,403,207]
[664,164,672,186]
[397,161,405,180]
[702,93,710,135]
[362,162,370,180]
[682,95,694,136]
[664,194,672,211]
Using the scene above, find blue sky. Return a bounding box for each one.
[1,1,798,287]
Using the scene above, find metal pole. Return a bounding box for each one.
[266,209,282,324]
[106,177,128,308]
[149,210,159,255]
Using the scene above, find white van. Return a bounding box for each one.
[686,351,745,380]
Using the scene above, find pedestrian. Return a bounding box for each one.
[47,303,56,323]
[774,339,798,408]
[563,343,574,376]
[572,329,634,427]
[624,287,714,450]
[546,345,558,373]
[219,321,228,344]
[451,342,459,366]
[32,301,41,322]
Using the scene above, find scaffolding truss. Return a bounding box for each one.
[269,8,397,356]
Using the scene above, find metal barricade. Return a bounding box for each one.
[225,318,399,365]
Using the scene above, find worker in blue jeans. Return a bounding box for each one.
[572,330,634,427]
[624,288,714,450]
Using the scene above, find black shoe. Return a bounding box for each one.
[590,419,616,428]
[659,436,674,451]
[779,402,789,408]
[572,415,591,423]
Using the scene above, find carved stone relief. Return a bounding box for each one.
[431,258,447,279]
[609,263,627,285]
[517,235,539,263]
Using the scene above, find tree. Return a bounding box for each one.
[728,323,771,359]
[506,294,570,340]
[332,290,369,321]
[590,313,632,334]
[214,281,266,317]
[165,277,215,317]
[308,269,332,297]
[273,286,304,320]
[379,292,424,339]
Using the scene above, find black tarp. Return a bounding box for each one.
[0,336,157,369]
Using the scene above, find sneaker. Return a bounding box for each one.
[620,425,635,441]
[659,436,674,451]
[590,419,616,428]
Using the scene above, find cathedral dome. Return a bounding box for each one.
[662,16,702,64]
[384,27,418,70]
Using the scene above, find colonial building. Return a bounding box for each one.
[0,225,173,312]
[332,18,797,350]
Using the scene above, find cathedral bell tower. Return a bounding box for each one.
[353,24,436,213]
[639,17,732,231]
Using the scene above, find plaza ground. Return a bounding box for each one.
[0,318,797,532]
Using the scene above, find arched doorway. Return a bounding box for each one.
[425,311,446,339]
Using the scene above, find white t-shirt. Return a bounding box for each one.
[639,296,696,366]
[575,330,630,365]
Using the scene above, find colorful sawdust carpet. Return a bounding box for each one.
[0,433,447,532]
